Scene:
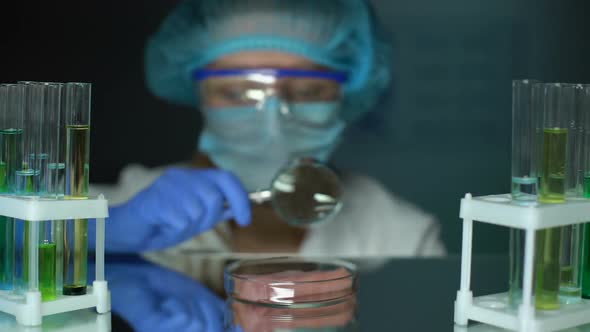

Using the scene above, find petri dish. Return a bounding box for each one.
[224,257,358,331]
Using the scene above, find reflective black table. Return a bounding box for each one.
[0,254,518,331]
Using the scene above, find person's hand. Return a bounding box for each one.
[107,261,225,332]
[104,167,251,252]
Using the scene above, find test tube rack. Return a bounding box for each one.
[0,195,110,326]
[0,311,111,332]
[454,193,590,332]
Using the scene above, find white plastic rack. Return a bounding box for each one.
[0,195,110,326]
[454,193,590,332]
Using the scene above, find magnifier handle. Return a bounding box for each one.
[223,190,272,209]
[248,190,272,204]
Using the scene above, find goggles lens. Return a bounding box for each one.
[195,68,346,108]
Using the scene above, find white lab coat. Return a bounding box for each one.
[90,163,446,258]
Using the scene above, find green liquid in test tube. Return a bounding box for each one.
[39,242,56,301]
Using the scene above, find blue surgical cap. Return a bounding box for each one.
[145,0,392,122]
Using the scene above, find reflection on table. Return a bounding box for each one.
[0,309,111,332]
[108,254,512,331]
[9,254,590,331]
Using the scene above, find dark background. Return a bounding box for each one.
[1,0,589,254]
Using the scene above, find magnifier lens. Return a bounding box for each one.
[270,158,343,226]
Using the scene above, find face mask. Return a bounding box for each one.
[199,101,345,191]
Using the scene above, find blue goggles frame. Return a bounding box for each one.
[192,68,348,83]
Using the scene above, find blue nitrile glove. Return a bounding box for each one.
[107,261,225,332]
[89,167,251,253]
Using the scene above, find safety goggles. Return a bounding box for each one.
[193,68,348,127]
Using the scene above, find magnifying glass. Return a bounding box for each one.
[247,157,343,226]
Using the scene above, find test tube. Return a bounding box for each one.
[0,84,6,191]
[508,80,540,306]
[539,83,573,203]
[557,84,582,303]
[559,84,585,303]
[0,84,24,291]
[39,220,56,301]
[43,83,65,198]
[16,82,44,294]
[577,85,590,299]
[44,83,66,295]
[511,79,541,203]
[535,226,562,310]
[582,85,590,199]
[508,228,525,306]
[17,82,42,195]
[534,83,575,310]
[63,83,91,296]
[36,83,51,196]
[560,223,583,303]
[39,83,63,301]
[0,85,25,193]
[0,84,10,291]
[565,84,585,198]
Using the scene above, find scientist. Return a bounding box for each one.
[89,0,445,257]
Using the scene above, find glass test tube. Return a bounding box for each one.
[45,83,66,295]
[1,85,25,292]
[508,228,525,306]
[39,83,63,301]
[39,220,56,301]
[0,84,10,291]
[17,82,44,294]
[535,226,562,310]
[558,84,586,304]
[0,84,24,291]
[509,80,541,306]
[63,83,91,296]
[17,82,42,195]
[0,84,6,190]
[511,79,541,203]
[578,85,590,298]
[534,83,574,310]
[565,84,584,199]
[585,86,590,200]
[539,83,572,203]
[2,85,25,193]
[44,83,65,198]
[560,224,583,303]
